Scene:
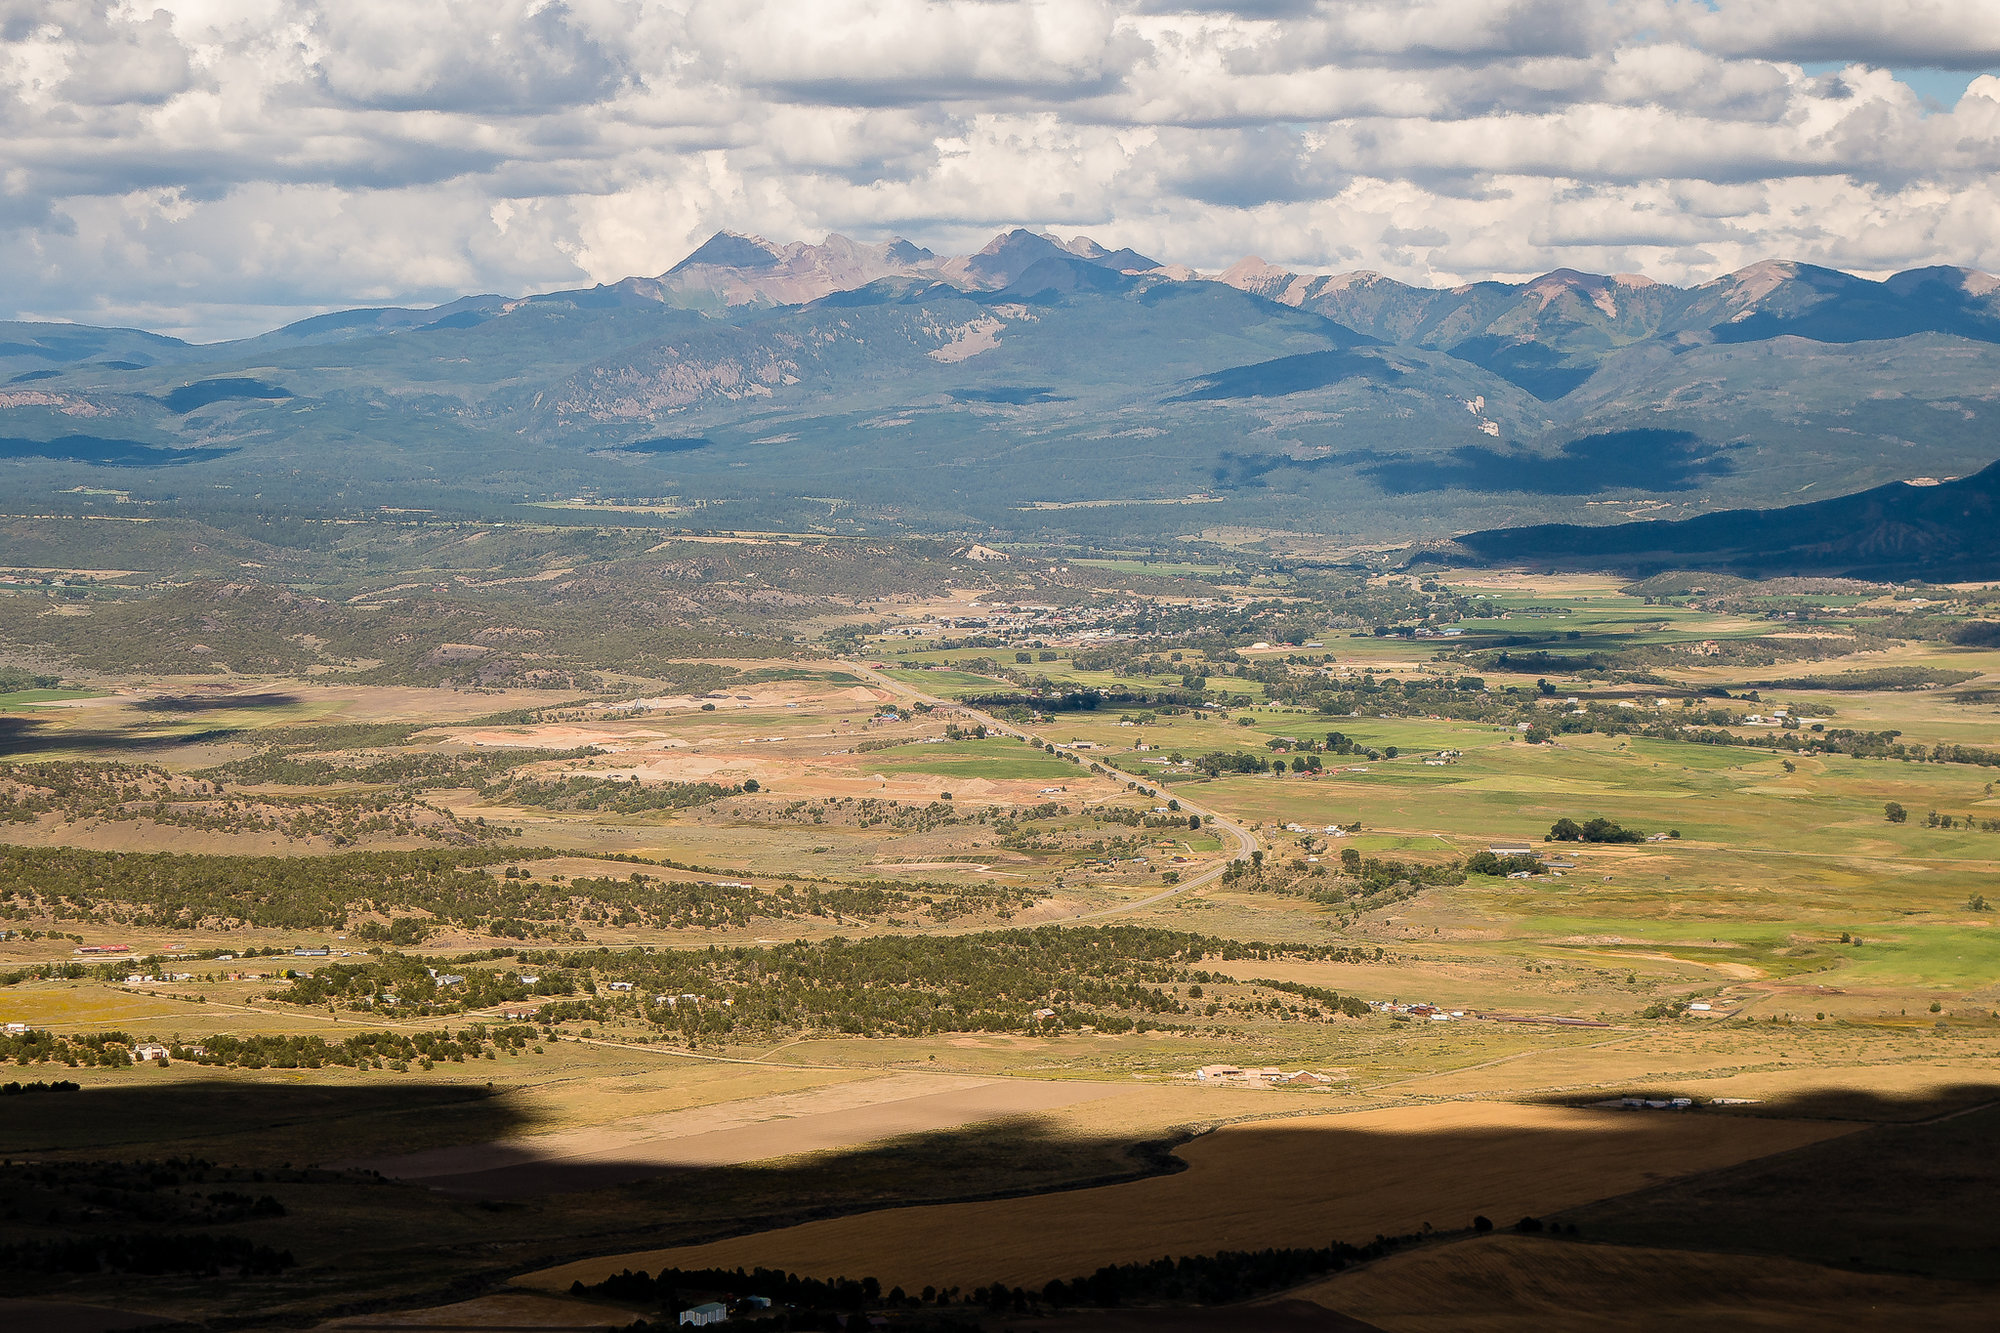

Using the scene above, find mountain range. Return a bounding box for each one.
[3,229,1998,543]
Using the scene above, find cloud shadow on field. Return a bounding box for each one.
[607,436,711,456]
[2,1076,1998,1324]
[130,692,301,713]
[950,387,1068,405]
[0,436,235,467]
[0,716,251,756]
[1551,1092,2000,1284]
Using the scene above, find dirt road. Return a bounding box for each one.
[842,661,1255,919]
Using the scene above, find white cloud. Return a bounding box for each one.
[2,0,1998,337]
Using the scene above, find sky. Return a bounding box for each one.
[4,0,1999,341]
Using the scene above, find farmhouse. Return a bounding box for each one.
[1190,1064,1295,1087]
[500,1004,540,1020]
[132,1043,169,1061]
[678,1302,728,1327]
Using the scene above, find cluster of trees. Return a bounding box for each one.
[1034,1235,1419,1308]
[266,928,1363,1042]
[0,1232,294,1276]
[1193,749,1275,775]
[2,1158,296,1243]
[964,686,1210,714]
[1464,851,1546,875]
[0,666,62,692]
[1246,977,1373,1019]
[1643,720,2000,770]
[0,1029,157,1067]
[173,1026,535,1071]
[1089,804,1199,831]
[1745,667,1976,691]
[0,760,503,846]
[571,1232,1428,1318]
[0,843,1039,938]
[284,951,563,1011]
[1886,802,2000,832]
[0,559,789,686]
[1219,849,1461,920]
[1182,742,1375,777]
[480,775,738,814]
[1548,817,1650,844]
[0,844,541,931]
[200,743,599,790]
[576,1266,888,1318]
[1,1024,534,1071]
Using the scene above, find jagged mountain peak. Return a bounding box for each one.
[666,231,785,274]
[1521,268,1659,317]
[942,230,1163,289]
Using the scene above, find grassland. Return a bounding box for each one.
[5,545,2000,1328]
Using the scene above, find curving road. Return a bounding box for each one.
[840,660,1256,920]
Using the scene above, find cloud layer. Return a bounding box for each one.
[5,0,1999,338]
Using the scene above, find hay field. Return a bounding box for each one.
[524,1101,1849,1293]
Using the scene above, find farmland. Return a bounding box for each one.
[2,523,1999,1328]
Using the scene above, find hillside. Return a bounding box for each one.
[1451,461,2000,580]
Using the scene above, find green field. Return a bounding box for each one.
[1069,557,1239,577]
[0,688,105,705]
[879,667,1014,697]
[866,737,1083,781]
